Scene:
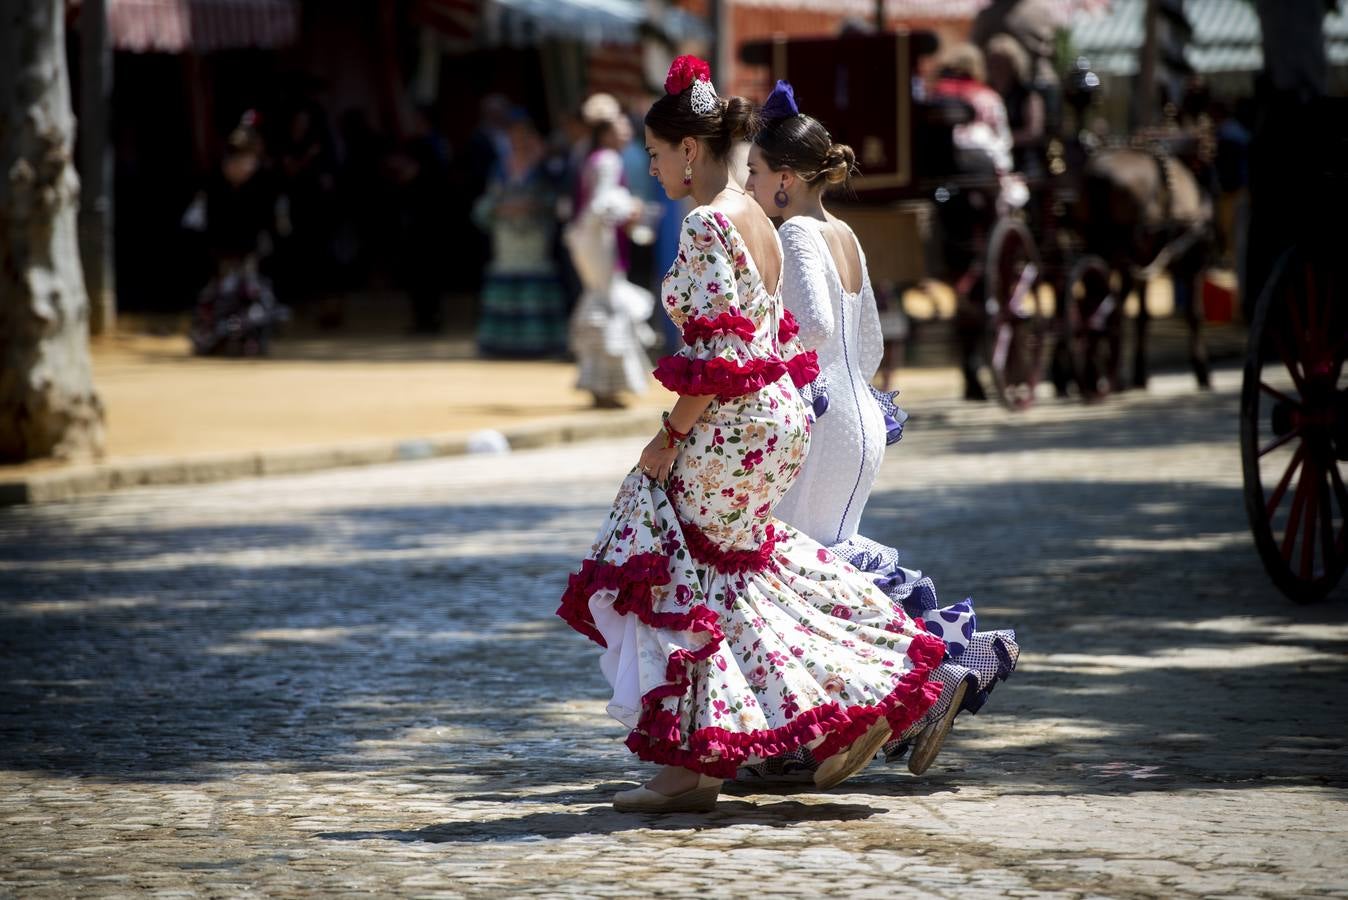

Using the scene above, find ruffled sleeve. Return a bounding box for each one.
[654,209,787,399]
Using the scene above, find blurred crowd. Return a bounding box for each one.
[180,86,681,365]
[178,36,1254,370]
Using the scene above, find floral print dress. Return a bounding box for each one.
[557,208,947,777]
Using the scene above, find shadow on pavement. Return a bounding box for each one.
[1,387,1345,803]
[316,798,881,844]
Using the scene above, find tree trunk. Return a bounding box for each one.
[0,0,105,463]
[78,0,117,337]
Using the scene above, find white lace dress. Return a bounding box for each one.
[771,216,1019,757]
[564,148,656,398]
[773,218,887,545]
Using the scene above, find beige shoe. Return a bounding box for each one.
[813,719,893,790]
[612,774,722,813]
[907,678,969,775]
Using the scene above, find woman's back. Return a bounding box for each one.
[714,191,781,296]
[817,214,863,296]
[774,214,886,546]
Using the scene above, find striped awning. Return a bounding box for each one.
[481,0,710,46]
[1071,0,1348,76]
[108,0,298,53]
[412,0,482,52]
[729,0,1103,23]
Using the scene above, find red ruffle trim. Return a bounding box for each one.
[556,552,721,649]
[682,520,781,575]
[653,354,789,400]
[778,308,800,344]
[682,311,756,346]
[626,630,947,778]
[556,543,949,778]
[786,350,820,387]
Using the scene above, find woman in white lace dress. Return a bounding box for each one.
[564,97,656,408]
[744,81,1020,777]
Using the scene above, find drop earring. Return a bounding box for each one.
[773,178,789,209]
[682,162,693,186]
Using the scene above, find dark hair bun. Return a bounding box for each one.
[753,113,858,189]
[722,96,759,146]
[821,142,857,185]
[645,87,756,161]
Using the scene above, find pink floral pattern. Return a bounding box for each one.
[558,207,946,777]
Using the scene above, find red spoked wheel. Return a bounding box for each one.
[985,217,1046,410]
[1065,255,1124,401]
[1240,246,1348,603]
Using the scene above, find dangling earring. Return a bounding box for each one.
[682,162,693,186]
[773,177,789,209]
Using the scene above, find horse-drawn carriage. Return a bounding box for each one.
[742,29,1214,411]
[744,30,1347,604]
[1238,94,1348,604]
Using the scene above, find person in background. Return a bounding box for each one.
[472,113,569,357]
[619,104,660,292]
[930,43,1015,180]
[274,99,339,326]
[462,94,515,298]
[929,43,1020,401]
[547,111,592,317]
[183,111,290,356]
[985,34,1045,179]
[564,93,657,408]
[386,121,450,334]
[332,108,387,307]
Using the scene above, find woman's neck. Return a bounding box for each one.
[783,189,827,222]
[690,164,731,206]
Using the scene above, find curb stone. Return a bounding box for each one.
[0,407,660,507]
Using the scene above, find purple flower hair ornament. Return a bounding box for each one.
[761,80,801,121]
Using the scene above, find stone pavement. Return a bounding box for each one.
[1,369,1345,898]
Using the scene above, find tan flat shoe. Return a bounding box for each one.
[908,678,969,775]
[612,775,722,813]
[813,719,892,790]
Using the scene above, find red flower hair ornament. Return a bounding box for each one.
[665,55,712,95]
[665,55,719,116]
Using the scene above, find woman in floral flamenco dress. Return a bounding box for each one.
[556,57,948,813]
[742,81,1020,780]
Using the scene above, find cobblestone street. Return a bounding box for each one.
[2,370,1345,898]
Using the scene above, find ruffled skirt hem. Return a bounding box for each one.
[557,476,947,778]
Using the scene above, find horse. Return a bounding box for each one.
[1067,144,1215,396]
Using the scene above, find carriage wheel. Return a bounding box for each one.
[984,218,1046,410]
[1064,255,1123,401]
[1240,246,1348,603]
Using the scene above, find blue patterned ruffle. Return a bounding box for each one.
[796,381,906,445]
[868,386,907,446]
[832,534,1019,721]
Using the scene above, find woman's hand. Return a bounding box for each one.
[639,433,680,483]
